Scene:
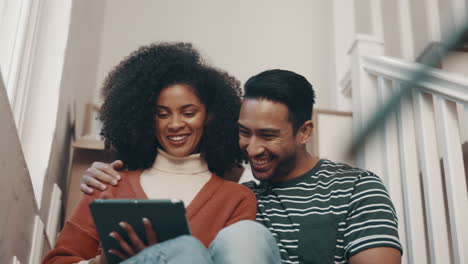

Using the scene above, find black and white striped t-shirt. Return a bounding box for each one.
[243,159,402,264]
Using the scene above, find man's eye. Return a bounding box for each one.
[239,130,248,135]
[262,134,276,139]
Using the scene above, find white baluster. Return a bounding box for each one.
[392,82,428,264]
[434,96,468,264]
[463,104,468,144]
[376,77,409,264]
[413,91,452,264]
[349,34,384,175]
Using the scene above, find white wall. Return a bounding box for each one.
[410,0,431,57]
[443,51,468,77]
[62,0,106,139]
[92,0,334,109]
[331,0,354,111]
[354,0,373,35]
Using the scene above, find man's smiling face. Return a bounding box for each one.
[238,98,300,182]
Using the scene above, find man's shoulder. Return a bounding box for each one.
[241,160,384,191]
[306,159,388,195]
[242,180,258,191]
[313,159,377,182]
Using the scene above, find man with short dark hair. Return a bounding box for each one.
[239,69,402,263]
[82,69,402,263]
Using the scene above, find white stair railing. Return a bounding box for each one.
[351,53,468,264]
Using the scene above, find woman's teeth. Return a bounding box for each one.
[168,135,188,141]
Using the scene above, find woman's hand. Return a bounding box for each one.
[90,251,107,264]
[108,218,158,261]
[80,160,124,194]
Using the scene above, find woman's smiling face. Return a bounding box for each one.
[154,83,207,157]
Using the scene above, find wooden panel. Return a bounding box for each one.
[64,148,114,220]
[434,96,468,263]
[413,91,451,263]
[309,109,354,166]
[0,72,39,264]
[45,184,61,246]
[28,215,44,264]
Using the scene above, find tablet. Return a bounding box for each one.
[89,199,191,264]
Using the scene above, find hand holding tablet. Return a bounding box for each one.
[89,199,191,264]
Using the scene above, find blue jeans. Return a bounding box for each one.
[121,220,281,264]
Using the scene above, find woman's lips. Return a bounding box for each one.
[167,134,190,145]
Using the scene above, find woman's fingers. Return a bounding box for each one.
[108,249,128,261]
[118,222,147,251]
[143,218,158,245]
[108,220,156,259]
[109,231,136,256]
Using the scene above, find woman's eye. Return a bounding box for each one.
[183,112,196,117]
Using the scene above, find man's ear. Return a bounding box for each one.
[296,120,313,144]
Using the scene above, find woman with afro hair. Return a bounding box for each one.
[43,43,281,264]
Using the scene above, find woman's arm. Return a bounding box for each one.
[42,194,101,264]
[225,188,257,226]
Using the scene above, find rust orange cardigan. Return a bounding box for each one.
[43,171,257,264]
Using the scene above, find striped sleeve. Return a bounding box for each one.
[343,172,402,260]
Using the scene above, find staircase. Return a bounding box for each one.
[348,35,468,264]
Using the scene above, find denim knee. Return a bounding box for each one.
[215,220,274,245]
[122,235,211,264]
[209,220,281,264]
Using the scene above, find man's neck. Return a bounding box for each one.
[272,151,319,183]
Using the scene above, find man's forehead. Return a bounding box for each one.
[239,98,290,126]
[240,98,288,112]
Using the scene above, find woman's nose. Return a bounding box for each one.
[168,116,184,131]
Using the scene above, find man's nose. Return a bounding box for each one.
[246,137,265,157]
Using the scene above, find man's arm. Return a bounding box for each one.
[349,247,401,264]
[80,160,123,194]
[344,171,402,263]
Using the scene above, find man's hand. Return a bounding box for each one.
[108,218,158,261]
[80,160,124,194]
[349,247,401,264]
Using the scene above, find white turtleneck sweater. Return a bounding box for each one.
[140,149,212,207]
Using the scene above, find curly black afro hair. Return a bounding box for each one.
[99,42,245,177]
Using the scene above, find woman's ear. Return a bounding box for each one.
[296,120,313,144]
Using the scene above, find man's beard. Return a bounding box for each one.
[260,151,297,183]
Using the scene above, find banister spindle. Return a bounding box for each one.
[434,96,468,264]
[413,91,452,264]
